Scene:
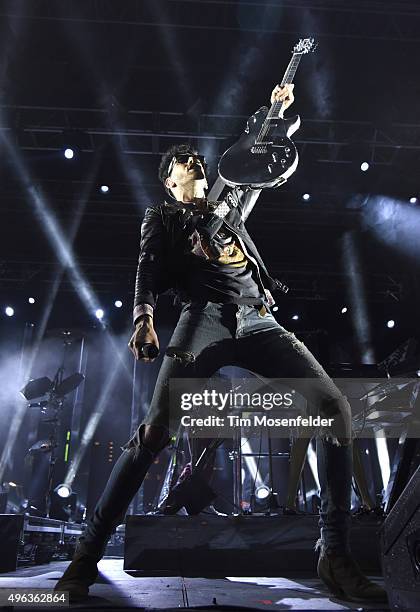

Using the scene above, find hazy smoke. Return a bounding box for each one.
[361,194,420,264]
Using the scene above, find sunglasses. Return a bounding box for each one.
[167,154,206,176]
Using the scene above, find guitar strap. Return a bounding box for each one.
[207,176,237,220]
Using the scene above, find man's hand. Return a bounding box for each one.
[270,83,295,111]
[128,316,159,362]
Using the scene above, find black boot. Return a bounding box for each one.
[317,540,388,602]
[54,443,157,600]
[54,543,100,602]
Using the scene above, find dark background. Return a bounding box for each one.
[1,1,419,356]
[0,0,419,513]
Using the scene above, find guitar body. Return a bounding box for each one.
[218,106,301,188]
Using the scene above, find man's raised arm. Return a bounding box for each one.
[229,83,296,223]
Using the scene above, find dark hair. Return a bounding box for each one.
[158,143,208,196]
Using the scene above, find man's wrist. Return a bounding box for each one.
[133,303,154,326]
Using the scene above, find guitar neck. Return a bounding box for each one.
[267,52,303,119]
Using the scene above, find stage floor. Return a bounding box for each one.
[0,558,389,611]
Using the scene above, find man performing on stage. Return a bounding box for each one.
[56,84,386,603]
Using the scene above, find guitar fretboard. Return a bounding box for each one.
[267,52,302,120]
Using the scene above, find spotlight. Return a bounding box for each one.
[54,483,72,499]
[409,197,417,204]
[28,297,35,304]
[255,485,271,500]
[114,300,123,308]
[416,370,420,377]
[20,377,53,400]
[360,161,369,172]
[100,185,110,194]
[5,306,14,317]
[387,319,395,329]
[55,373,84,398]
[64,148,74,160]
[292,314,299,320]
[341,306,348,314]
[95,308,104,320]
[272,306,278,312]
[302,193,311,201]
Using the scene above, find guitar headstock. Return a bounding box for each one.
[293,38,318,54]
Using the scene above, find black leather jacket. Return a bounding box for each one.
[133,186,289,322]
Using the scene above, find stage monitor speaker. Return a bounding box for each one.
[0,515,24,573]
[125,514,382,575]
[381,464,420,610]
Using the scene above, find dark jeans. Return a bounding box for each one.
[82,302,352,556]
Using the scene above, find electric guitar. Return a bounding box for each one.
[218,38,317,189]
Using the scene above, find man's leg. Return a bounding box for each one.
[314,436,387,601]
[316,436,352,554]
[54,425,168,600]
[234,306,386,602]
[55,301,235,599]
[78,424,170,555]
[235,319,354,550]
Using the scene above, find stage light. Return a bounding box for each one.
[114,300,122,308]
[416,370,420,377]
[387,319,395,329]
[292,314,299,320]
[255,485,270,500]
[28,297,35,304]
[95,308,104,320]
[55,373,84,398]
[360,162,369,172]
[100,185,109,194]
[64,148,74,160]
[8,482,17,487]
[240,439,263,491]
[64,350,129,489]
[341,306,348,314]
[302,193,311,201]
[20,376,53,400]
[54,484,72,499]
[341,231,375,364]
[365,449,370,455]
[5,306,14,317]
[272,306,278,312]
[375,436,390,490]
[409,197,417,204]
[0,126,131,485]
[307,441,320,490]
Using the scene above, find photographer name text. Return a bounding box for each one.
[180,414,334,428]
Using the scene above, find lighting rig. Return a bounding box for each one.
[20,331,84,518]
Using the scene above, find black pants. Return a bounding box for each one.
[81,302,353,555]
